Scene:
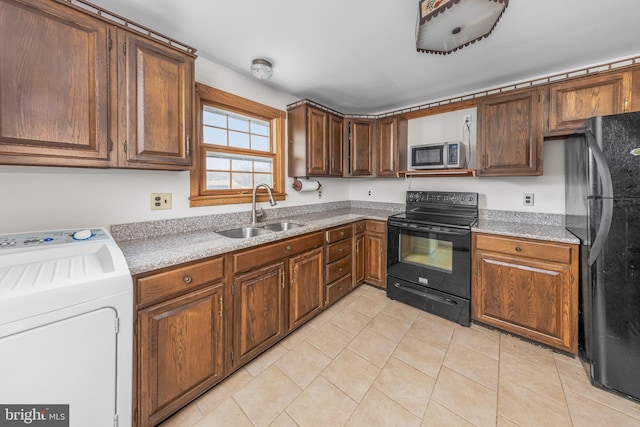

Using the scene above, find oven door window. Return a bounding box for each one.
[400,233,452,273]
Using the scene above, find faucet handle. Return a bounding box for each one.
[256,207,265,221]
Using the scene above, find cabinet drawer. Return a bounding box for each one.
[326,224,353,243]
[326,239,352,263]
[366,220,385,233]
[137,257,223,307]
[325,274,352,306]
[475,234,571,264]
[325,255,352,285]
[353,220,366,234]
[233,232,323,272]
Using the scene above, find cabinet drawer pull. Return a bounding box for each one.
[339,248,343,253]
[338,286,343,291]
[285,245,292,252]
[515,247,522,252]
[183,276,192,284]
[339,267,343,272]
[340,231,344,236]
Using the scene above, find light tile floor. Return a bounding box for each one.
[159,285,640,427]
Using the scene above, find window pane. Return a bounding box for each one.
[206,172,230,190]
[254,174,272,187]
[251,135,269,152]
[254,158,272,173]
[204,127,227,145]
[251,121,269,136]
[228,131,250,149]
[231,159,252,172]
[206,155,230,170]
[231,173,253,189]
[203,108,226,127]
[228,116,249,132]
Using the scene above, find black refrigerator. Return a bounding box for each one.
[565,111,640,402]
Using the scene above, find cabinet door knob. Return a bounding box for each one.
[339,248,343,253]
[183,276,192,284]
[515,247,522,252]
[285,245,292,252]
[339,267,343,272]
[340,231,344,236]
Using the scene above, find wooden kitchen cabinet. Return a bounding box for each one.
[545,71,632,137]
[353,220,366,287]
[472,233,578,353]
[324,224,353,306]
[376,116,408,177]
[364,220,387,289]
[231,231,324,368]
[0,0,194,170]
[344,118,376,177]
[476,88,544,176]
[233,262,286,367]
[287,103,343,177]
[289,247,324,330]
[135,257,225,427]
[117,30,193,169]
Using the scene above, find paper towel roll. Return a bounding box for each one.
[292,178,321,192]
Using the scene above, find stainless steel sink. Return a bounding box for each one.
[216,226,274,239]
[262,222,304,232]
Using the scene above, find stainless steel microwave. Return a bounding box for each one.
[410,142,466,169]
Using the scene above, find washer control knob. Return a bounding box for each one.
[73,229,93,240]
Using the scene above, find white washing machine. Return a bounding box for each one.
[0,228,133,427]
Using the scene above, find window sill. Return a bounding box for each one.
[190,192,286,207]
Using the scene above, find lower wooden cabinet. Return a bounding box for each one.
[324,224,353,306]
[472,233,578,353]
[233,262,286,367]
[364,220,387,289]
[135,258,225,427]
[289,248,324,330]
[353,221,366,287]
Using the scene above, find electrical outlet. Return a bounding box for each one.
[318,189,322,199]
[463,114,471,126]
[522,193,534,207]
[151,193,172,210]
[368,190,372,197]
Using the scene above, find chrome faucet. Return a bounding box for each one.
[252,184,277,226]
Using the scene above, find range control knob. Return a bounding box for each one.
[73,229,93,240]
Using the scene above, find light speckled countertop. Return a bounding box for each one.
[473,219,580,244]
[116,207,400,275]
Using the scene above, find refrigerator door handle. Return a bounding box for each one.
[587,117,614,266]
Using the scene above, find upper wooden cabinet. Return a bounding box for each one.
[477,88,545,176]
[117,31,193,169]
[0,0,195,170]
[0,0,114,167]
[546,71,632,137]
[345,118,375,177]
[287,103,343,177]
[376,116,408,177]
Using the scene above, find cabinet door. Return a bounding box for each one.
[233,262,285,367]
[376,116,407,177]
[546,72,631,136]
[348,119,375,176]
[477,88,544,176]
[0,0,114,166]
[307,107,329,175]
[289,248,324,330]
[364,226,386,289]
[138,284,224,427]
[329,114,344,176]
[118,30,193,169]
[354,233,365,287]
[473,252,577,353]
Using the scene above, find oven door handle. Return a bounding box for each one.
[392,282,458,306]
[388,222,469,236]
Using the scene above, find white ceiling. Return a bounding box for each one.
[88,0,640,114]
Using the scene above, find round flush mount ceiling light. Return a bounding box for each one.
[250,59,273,80]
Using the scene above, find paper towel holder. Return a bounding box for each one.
[292,177,321,192]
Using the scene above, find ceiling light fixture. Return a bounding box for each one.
[250,58,273,80]
[416,0,508,55]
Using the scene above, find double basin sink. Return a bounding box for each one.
[216,222,304,239]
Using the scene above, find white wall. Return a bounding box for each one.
[349,108,565,213]
[0,59,565,234]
